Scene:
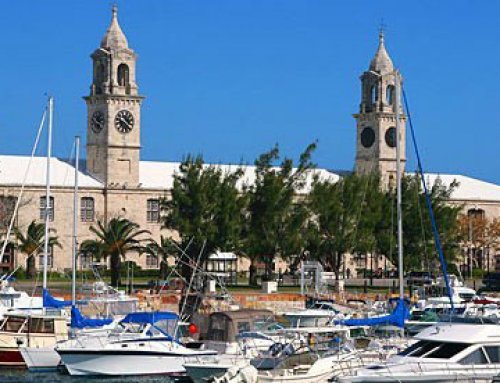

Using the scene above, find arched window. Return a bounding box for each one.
[386,85,395,105]
[94,62,105,94]
[370,85,377,104]
[467,208,485,220]
[117,63,130,87]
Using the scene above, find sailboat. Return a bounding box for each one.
[19,135,114,371]
[0,97,71,367]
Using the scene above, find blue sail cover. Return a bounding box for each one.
[70,306,113,329]
[43,288,72,308]
[120,311,178,325]
[339,299,409,328]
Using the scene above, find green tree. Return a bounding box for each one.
[307,173,375,280]
[161,155,247,281]
[245,143,316,283]
[13,220,61,279]
[142,235,177,279]
[395,175,462,272]
[82,218,150,286]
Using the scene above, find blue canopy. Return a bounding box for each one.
[338,299,409,328]
[43,288,72,308]
[71,306,113,329]
[120,311,178,325]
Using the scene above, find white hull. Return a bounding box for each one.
[19,346,60,371]
[259,369,333,383]
[184,355,251,383]
[338,363,500,383]
[59,351,187,376]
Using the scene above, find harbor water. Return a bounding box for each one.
[0,371,176,383]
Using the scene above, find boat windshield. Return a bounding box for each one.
[399,340,469,359]
[0,316,27,333]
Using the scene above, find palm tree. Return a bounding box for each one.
[13,220,61,279]
[84,218,150,286]
[142,235,176,279]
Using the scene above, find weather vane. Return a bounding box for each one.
[379,19,387,38]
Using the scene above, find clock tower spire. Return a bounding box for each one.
[354,31,406,188]
[85,5,144,187]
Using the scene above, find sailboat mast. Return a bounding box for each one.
[394,72,404,300]
[42,97,53,290]
[71,136,80,306]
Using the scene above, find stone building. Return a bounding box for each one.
[0,7,499,275]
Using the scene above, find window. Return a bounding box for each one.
[146,254,158,268]
[485,346,500,363]
[39,196,54,221]
[426,342,469,359]
[81,197,95,222]
[467,208,485,220]
[38,246,53,269]
[400,341,440,357]
[370,85,377,103]
[459,348,489,365]
[117,63,130,87]
[147,199,160,223]
[386,85,395,105]
[29,318,54,334]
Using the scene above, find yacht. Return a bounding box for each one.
[183,309,281,382]
[0,311,67,367]
[337,323,500,382]
[0,280,43,319]
[56,311,217,376]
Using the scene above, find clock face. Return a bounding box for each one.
[360,127,375,148]
[91,111,105,134]
[115,110,135,134]
[385,127,396,148]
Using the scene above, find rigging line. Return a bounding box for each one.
[0,108,47,268]
[414,171,430,271]
[402,89,454,311]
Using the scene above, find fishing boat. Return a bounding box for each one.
[56,311,217,376]
[338,323,500,383]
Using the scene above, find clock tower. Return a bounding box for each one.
[85,6,144,187]
[354,31,406,188]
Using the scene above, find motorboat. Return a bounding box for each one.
[0,310,67,367]
[337,323,500,382]
[0,280,43,319]
[254,327,368,383]
[56,311,217,376]
[19,306,116,371]
[184,309,279,382]
[79,280,139,316]
[282,307,344,328]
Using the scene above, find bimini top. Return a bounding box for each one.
[121,311,178,324]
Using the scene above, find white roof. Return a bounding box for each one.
[422,173,500,202]
[416,323,500,344]
[0,155,103,188]
[1,155,499,203]
[139,160,340,194]
[208,251,237,260]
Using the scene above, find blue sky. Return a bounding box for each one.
[0,1,499,184]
